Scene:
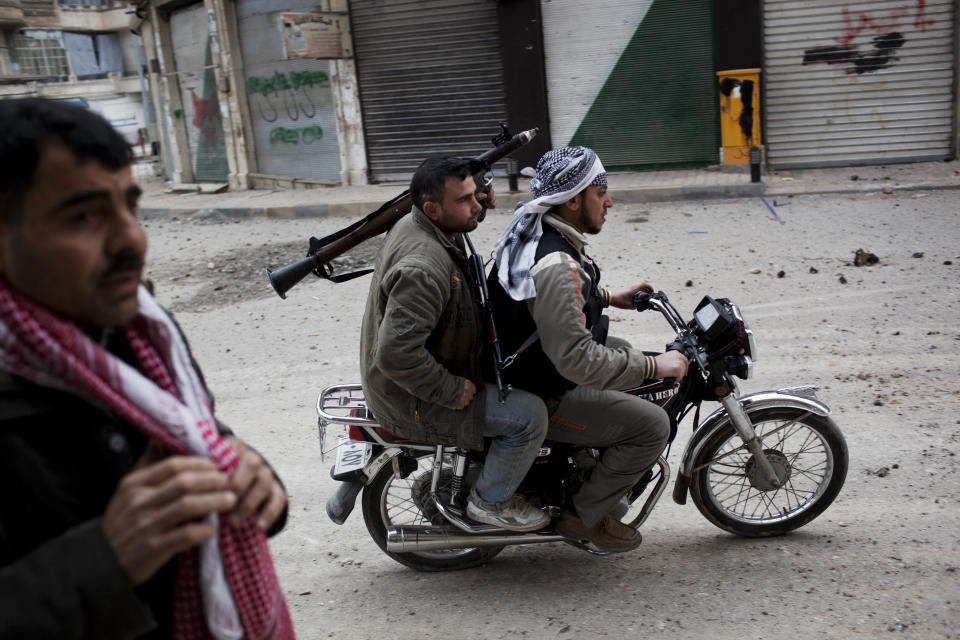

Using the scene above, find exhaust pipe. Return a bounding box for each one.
[386,525,565,552]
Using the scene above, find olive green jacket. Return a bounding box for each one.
[359,209,485,450]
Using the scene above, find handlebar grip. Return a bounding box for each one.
[633,291,652,311]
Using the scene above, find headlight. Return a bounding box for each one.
[729,303,758,362]
[744,326,758,362]
[725,354,754,380]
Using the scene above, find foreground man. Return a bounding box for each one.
[0,98,294,638]
[360,156,549,532]
[489,146,689,552]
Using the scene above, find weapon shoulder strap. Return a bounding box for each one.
[306,190,410,283]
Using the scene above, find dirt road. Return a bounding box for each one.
[143,189,959,639]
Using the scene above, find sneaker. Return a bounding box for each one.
[466,489,550,532]
[555,511,642,553]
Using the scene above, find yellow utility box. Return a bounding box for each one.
[717,68,761,164]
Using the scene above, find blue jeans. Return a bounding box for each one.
[472,384,548,503]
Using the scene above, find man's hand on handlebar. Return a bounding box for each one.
[654,350,689,380]
[609,282,654,309]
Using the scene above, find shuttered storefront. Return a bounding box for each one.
[542,0,718,169]
[763,0,956,168]
[170,3,229,182]
[235,0,342,182]
[350,0,508,182]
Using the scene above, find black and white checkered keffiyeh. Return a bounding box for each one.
[493,146,606,300]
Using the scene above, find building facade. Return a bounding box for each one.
[2,0,957,188]
[0,0,157,168]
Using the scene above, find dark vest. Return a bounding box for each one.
[487,223,607,400]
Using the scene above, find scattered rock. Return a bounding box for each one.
[750,268,762,274]
[839,275,848,284]
[777,270,786,278]
[685,280,693,287]
[853,249,879,266]
[850,175,859,181]
[809,266,819,274]
[912,252,924,258]
[882,186,894,195]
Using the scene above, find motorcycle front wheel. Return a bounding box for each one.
[689,407,847,536]
[361,450,505,571]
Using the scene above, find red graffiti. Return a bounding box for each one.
[914,0,935,30]
[190,88,222,146]
[835,0,933,46]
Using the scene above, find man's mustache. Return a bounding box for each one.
[95,253,145,282]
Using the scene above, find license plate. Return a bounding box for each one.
[334,438,372,476]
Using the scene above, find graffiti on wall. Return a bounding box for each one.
[247,69,330,123]
[269,125,325,146]
[802,1,933,74]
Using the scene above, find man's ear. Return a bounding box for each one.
[422,200,441,224]
[562,193,583,212]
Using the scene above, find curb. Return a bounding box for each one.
[138,180,958,221]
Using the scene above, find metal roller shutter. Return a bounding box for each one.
[542,0,718,169]
[350,0,508,182]
[763,0,956,168]
[236,0,342,182]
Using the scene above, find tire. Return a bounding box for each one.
[360,450,504,571]
[689,407,847,537]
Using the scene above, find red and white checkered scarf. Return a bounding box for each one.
[0,279,295,640]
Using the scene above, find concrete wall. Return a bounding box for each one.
[0,2,151,156]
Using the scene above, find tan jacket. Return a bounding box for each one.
[525,215,656,389]
[359,210,485,450]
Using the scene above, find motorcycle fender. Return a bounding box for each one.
[361,447,403,485]
[672,389,831,505]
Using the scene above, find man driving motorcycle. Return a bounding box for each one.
[488,146,689,552]
[359,156,550,533]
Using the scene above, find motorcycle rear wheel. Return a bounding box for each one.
[689,407,847,536]
[361,451,505,571]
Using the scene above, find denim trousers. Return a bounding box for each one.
[472,383,549,503]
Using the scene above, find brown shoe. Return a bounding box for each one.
[555,511,642,553]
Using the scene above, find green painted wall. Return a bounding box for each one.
[570,0,719,169]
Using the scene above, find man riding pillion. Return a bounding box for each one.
[359,156,550,532]
[489,146,690,552]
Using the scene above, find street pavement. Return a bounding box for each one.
[138,158,960,220]
[141,189,960,639]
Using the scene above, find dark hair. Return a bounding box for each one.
[0,97,133,224]
[409,156,473,211]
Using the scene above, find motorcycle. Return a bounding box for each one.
[317,291,848,571]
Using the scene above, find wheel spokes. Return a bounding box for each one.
[704,419,833,523]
